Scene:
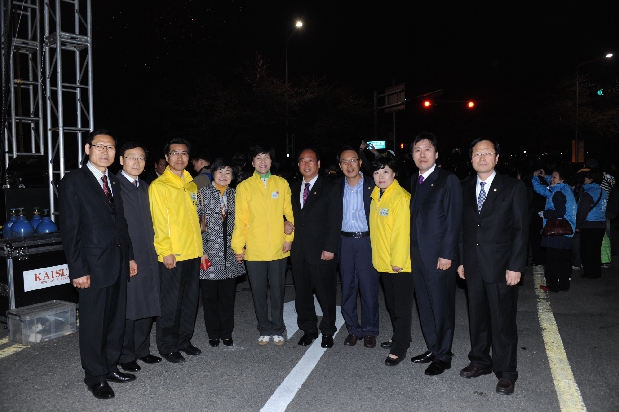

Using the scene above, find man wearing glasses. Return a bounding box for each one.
[58,130,138,399]
[116,143,162,372]
[457,138,528,395]
[337,145,380,349]
[149,138,204,363]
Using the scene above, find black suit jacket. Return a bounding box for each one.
[461,173,529,283]
[58,167,134,288]
[410,168,462,270]
[291,175,343,265]
[337,173,375,227]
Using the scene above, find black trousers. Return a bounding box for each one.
[200,278,237,340]
[156,258,200,354]
[380,271,413,359]
[544,248,572,292]
[120,317,154,363]
[292,257,338,336]
[411,247,456,362]
[580,227,605,278]
[77,272,126,386]
[466,270,519,382]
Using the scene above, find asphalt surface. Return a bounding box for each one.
[0,256,617,412]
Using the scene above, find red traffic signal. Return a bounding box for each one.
[423,100,431,108]
[467,101,475,108]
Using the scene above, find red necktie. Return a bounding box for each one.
[101,175,115,212]
[302,183,310,206]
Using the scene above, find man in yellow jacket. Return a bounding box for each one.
[149,138,204,363]
[232,144,294,346]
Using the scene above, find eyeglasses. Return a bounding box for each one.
[169,151,189,157]
[124,156,145,162]
[91,144,116,152]
[472,152,496,158]
[340,158,359,165]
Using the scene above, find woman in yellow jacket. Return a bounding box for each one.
[369,154,412,366]
[231,144,294,346]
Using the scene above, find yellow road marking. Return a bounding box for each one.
[534,270,587,412]
[0,337,8,345]
[0,343,26,359]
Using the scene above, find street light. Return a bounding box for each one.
[285,20,303,158]
[575,52,613,161]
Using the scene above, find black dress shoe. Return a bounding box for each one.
[298,332,319,346]
[119,360,141,372]
[222,338,233,347]
[179,344,201,355]
[209,339,220,347]
[363,336,376,348]
[380,340,393,349]
[460,364,492,378]
[106,371,136,383]
[496,379,515,395]
[424,359,451,376]
[344,334,360,346]
[161,352,186,363]
[321,335,334,348]
[88,382,115,399]
[140,354,162,364]
[384,355,403,366]
[411,350,435,364]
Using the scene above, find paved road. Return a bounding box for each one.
[0,259,617,412]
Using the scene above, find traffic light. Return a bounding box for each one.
[467,101,475,108]
[423,100,431,108]
[597,88,604,96]
[399,143,405,149]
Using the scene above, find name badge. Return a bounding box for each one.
[272,191,279,199]
[379,208,389,216]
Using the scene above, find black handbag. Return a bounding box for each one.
[542,218,573,236]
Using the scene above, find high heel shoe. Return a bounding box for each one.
[222,338,233,347]
[208,339,220,347]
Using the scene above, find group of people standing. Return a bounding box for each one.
[59,129,538,400]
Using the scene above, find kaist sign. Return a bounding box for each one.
[23,264,70,292]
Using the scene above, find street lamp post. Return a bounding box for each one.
[286,20,303,158]
[575,53,612,161]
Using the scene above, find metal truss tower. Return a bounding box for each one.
[43,0,93,216]
[1,0,45,173]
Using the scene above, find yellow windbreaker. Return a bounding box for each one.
[148,167,203,262]
[231,172,294,261]
[369,179,411,273]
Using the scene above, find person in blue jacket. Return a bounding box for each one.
[532,167,577,292]
[576,168,608,279]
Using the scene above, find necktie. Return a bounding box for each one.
[302,183,310,206]
[101,175,115,212]
[133,179,138,187]
[478,181,487,212]
[418,175,424,185]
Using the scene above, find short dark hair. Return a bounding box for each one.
[192,150,210,163]
[370,153,398,175]
[118,142,148,158]
[411,131,438,152]
[87,129,116,147]
[210,157,236,180]
[584,168,603,184]
[337,145,357,162]
[247,144,276,163]
[164,138,191,156]
[297,147,320,162]
[469,138,501,158]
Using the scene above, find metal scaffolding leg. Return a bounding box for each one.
[1,0,45,173]
[44,0,93,218]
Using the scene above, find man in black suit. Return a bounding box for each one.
[291,148,343,348]
[409,132,462,376]
[58,130,138,399]
[141,156,166,184]
[457,138,528,395]
[337,145,380,349]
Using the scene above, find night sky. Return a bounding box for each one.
[92,0,619,162]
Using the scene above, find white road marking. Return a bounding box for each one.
[262,298,344,412]
[534,269,587,412]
